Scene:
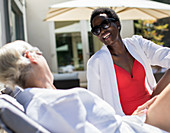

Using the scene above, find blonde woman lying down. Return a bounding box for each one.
[0,40,169,133]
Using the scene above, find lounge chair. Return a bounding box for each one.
[0,94,50,133]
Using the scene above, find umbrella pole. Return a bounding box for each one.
[80,20,90,70]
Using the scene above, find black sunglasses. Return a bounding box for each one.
[91,18,118,36]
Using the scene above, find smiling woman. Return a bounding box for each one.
[87,7,170,131]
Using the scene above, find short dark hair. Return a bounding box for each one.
[90,8,121,31]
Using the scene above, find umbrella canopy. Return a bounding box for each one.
[45,0,170,21]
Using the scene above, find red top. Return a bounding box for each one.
[114,59,151,115]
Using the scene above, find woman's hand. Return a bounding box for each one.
[132,96,158,116]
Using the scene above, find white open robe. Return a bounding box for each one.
[87,35,170,116]
[16,88,167,133]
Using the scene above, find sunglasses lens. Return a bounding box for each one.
[101,20,110,29]
[92,27,100,36]
[91,19,114,36]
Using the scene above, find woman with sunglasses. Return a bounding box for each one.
[87,7,170,127]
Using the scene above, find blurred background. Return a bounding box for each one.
[0,0,169,89]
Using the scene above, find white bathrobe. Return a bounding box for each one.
[16,87,167,133]
[87,35,170,116]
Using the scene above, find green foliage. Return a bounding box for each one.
[134,20,169,45]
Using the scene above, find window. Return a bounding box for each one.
[55,21,96,73]
[4,0,24,43]
[56,32,84,73]
[11,0,24,41]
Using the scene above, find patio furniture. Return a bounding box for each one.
[0,94,50,133]
[53,72,80,89]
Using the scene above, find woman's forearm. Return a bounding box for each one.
[151,69,170,98]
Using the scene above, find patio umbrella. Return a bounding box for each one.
[45,0,170,21]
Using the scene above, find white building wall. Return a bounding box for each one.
[121,20,134,38]
[25,0,67,72]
